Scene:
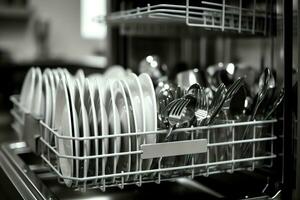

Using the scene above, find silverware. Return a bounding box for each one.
[165,98,191,141]
[195,87,209,126]
[224,77,245,106]
[164,84,200,141]
[251,68,275,120]
[175,69,203,91]
[157,82,178,128]
[265,88,284,119]
[206,83,227,125]
[222,77,245,119]
[240,68,275,157]
[256,69,276,118]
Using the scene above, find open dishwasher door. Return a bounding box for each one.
[0,141,281,200]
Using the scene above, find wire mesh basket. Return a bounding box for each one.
[10,95,277,192]
[103,0,268,35]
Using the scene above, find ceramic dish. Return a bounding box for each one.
[31,68,43,117]
[65,74,81,186]
[112,80,131,181]
[44,69,57,144]
[44,68,56,145]
[75,69,85,88]
[52,69,60,87]
[104,65,126,80]
[20,67,36,112]
[120,80,138,179]
[74,79,90,184]
[54,79,74,187]
[104,79,121,183]
[57,68,66,81]
[84,79,100,184]
[124,73,145,177]
[138,73,157,170]
[94,78,109,181]
[41,73,52,144]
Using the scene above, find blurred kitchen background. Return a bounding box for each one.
[0,0,298,138]
[0,0,109,141]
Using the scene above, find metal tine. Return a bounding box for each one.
[226,77,244,99]
[165,98,190,141]
[174,99,190,116]
[167,98,184,116]
[162,98,180,114]
[170,98,186,116]
[202,89,205,107]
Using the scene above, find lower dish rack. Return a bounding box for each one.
[10,95,278,192]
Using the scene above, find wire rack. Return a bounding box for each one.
[10,96,25,139]
[103,0,268,35]
[10,95,277,192]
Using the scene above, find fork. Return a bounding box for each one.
[165,98,191,141]
[195,86,209,126]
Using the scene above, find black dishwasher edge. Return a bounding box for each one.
[0,142,56,200]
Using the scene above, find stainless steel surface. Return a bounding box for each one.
[141,139,207,159]
[0,142,54,200]
[10,95,41,153]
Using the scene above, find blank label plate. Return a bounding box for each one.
[141,139,207,159]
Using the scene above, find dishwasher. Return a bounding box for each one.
[0,0,299,199]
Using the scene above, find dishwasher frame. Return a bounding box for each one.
[106,0,297,199]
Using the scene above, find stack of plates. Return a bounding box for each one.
[19,66,158,187]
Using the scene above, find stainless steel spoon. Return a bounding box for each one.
[206,83,227,125]
[247,68,275,122]
[265,88,284,119]
[241,68,275,155]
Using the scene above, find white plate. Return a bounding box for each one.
[124,73,145,174]
[32,68,43,117]
[94,78,109,180]
[65,73,80,186]
[75,69,85,87]
[84,79,100,184]
[112,80,131,181]
[120,80,138,178]
[41,73,52,144]
[87,73,103,82]
[104,65,126,80]
[74,79,90,183]
[52,69,60,87]
[104,79,121,183]
[138,73,157,170]
[44,69,56,144]
[20,67,36,112]
[54,79,74,187]
[57,68,66,81]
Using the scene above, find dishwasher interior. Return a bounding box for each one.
[0,0,298,199]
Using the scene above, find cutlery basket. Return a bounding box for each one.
[10,95,278,192]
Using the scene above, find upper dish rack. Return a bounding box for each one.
[10,95,278,192]
[103,0,268,35]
